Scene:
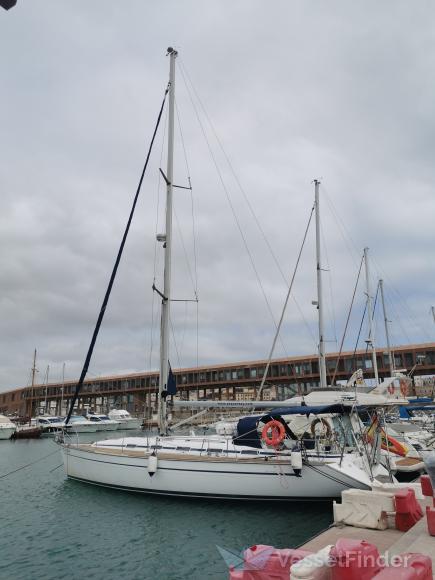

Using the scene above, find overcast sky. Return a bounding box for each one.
[1,1,434,391]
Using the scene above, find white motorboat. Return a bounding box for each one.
[64,415,98,433]
[87,414,120,431]
[0,415,17,440]
[108,410,141,430]
[32,416,65,436]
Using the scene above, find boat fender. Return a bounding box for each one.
[148,453,158,477]
[261,420,286,447]
[291,450,303,477]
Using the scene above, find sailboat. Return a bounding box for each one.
[60,48,392,499]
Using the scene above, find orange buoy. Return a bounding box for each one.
[261,420,286,447]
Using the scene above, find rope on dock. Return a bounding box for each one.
[0,448,60,479]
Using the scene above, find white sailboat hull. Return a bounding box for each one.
[0,425,16,440]
[61,442,374,500]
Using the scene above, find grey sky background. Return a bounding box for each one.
[0,1,434,391]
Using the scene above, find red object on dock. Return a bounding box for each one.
[395,489,423,532]
[372,553,433,579]
[228,544,311,579]
[426,506,435,537]
[329,538,383,580]
[420,475,433,498]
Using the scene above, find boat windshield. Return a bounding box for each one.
[100,416,110,420]
[70,416,87,422]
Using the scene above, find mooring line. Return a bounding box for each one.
[0,448,60,479]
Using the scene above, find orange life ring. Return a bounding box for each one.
[387,385,395,395]
[261,420,286,447]
[400,381,408,397]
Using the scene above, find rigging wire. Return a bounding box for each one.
[331,253,365,385]
[323,183,431,345]
[178,58,317,348]
[177,61,289,356]
[169,316,182,368]
[384,292,411,344]
[257,205,315,399]
[352,301,367,371]
[319,217,338,351]
[149,102,169,372]
[371,255,432,343]
[0,448,60,479]
[65,85,169,424]
[321,185,362,269]
[173,207,198,299]
[175,98,200,369]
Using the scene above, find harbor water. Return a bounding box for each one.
[0,433,332,580]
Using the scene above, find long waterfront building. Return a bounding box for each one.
[1,342,434,417]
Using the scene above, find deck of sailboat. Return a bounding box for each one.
[66,442,345,465]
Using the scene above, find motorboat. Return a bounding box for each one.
[32,416,65,436]
[108,410,141,430]
[0,415,17,440]
[64,415,98,433]
[86,414,120,431]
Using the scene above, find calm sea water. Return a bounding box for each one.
[0,433,332,580]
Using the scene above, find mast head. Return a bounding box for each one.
[167,47,178,57]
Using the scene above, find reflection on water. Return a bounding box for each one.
[0,434,332,580]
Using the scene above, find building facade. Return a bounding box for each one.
[1,342,434,417]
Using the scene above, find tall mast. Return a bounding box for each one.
[31,349,37,389]
[44,365,50,412]
[30,349,37,419]
[61,362,65,415]
[158,47,177,435]
[379,279,394,375]
[431,306,435,324]
[363,247,379,383]
[314,180,327,389]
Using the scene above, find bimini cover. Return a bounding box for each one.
[400,405,435,418]
[233,404,346,449]
[399,406,411,419]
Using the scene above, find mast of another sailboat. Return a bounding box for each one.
[379,279,394,375]
[363,247,379,383]
[158,47,177,435]
[30,348,37,420]
[314,180,327,389]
